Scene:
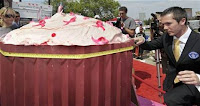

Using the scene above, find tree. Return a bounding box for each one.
[49,0,120,21]
[143,18,152,25]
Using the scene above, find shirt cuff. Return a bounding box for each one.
[195,74,200,92]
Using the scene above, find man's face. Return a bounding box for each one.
[119,10,126,19]
[15,14,20,22]
[161,13,185,37]
[139,27,143,32]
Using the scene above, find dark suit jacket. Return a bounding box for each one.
[141,31,200,91]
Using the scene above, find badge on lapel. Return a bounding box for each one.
[188,51,199,59]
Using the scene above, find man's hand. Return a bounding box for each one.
[133,36,145,46]
[177,70,200,85]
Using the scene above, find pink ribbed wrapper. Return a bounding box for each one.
[0,40,134,106]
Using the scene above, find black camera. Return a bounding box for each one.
[150,13,161,38]
[112,17,121,28]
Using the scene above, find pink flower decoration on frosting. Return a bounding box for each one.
[33,17,50,27]
[33,19,46,27]
[63,16,76,25]
[93,20,105,31]
[92,37,109,45]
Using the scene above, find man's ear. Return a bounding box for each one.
[180,18,186,25]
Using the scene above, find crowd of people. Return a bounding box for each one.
[0,5,200,105]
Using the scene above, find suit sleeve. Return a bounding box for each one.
[140,35,164,50]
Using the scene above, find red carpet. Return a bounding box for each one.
[133,59,166,104]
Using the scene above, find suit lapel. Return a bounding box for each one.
[178,31,199,63]
[166,36,176,65]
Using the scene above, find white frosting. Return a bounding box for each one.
[3,13,130,46]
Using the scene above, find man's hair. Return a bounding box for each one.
[119,6,128,13]
[156,12,162,15]
[161,6,187,25]
[15,11,20,15]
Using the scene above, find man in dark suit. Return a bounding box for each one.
[134,6,200,105]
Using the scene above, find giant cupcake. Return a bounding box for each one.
[0,12,134,106]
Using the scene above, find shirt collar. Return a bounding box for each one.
[173,26,192,44]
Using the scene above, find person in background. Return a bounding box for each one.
[118,6,136,38]
[135,26,145,60]
[134,6,200,105]
[153,12,169,74]
[135,23,145,34]
[117,6,137,58]
[0,7,15,37]
[11,11,20,29]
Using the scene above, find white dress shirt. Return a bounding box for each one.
[173,26,200,92]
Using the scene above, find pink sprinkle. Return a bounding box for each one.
[43,17,50,20]
[70,12,75,16]
[41,39,50,45]
[51,33,56,37]
[83,17,90,20]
